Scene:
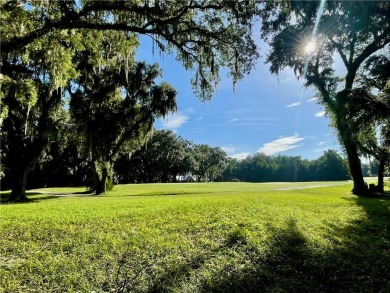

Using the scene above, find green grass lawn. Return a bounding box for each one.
[1,182,389,292]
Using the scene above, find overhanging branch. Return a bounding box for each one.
[330,38,350,70]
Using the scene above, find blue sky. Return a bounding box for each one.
[136,36,341,160]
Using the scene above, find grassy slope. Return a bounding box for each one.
[1,182,389,292]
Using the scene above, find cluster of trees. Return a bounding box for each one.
[1,128,355,188]
[24,119,237,190]
[0,1,258,201]
[115,130,227,183]
[1,1,389,201]
[1,129,228,187]
[223,150,350,183]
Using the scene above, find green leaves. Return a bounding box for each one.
[0,76,37,123]
[69,33,178,193]
[1,0,259,100]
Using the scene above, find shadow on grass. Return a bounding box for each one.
[71,190,94,195]
[206,197,390,293]
[107,196,390,292]
[0,189,93,204]
[214,197,389,292]
[0,193,64,204]
[1,192,47,203]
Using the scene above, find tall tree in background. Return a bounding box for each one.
[70,31,177,194]
[192,145,227,182]
[314,150,349,181]
[139,130,194,183]
[1,0,258,201]
[115,130,195,183]
[260,1,390,195]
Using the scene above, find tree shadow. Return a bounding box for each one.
[0,189,93,204]
[71,190,94,195]
[1,192,45,204]
[108,196,390,292]
[199,197,390,293]
[195,219,327,293]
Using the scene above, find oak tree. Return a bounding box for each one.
[259,1,390,195]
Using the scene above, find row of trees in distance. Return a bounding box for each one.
[3,129,386,191]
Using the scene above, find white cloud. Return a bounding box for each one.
[231,152,250,160]
[307,97,317,103]
[286,102,301,108]
[222,146,236,154]
[222,146,250,160]
[318,141,326,146]
[258,135,304,155]
[228,118,239,123]
[195,116,204,121]
[315,111,326,117]
[161,112,188,130]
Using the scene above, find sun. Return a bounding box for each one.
[305,41,316,54]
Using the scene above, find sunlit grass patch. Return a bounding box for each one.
[1,182,389,292]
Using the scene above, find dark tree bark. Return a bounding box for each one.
[91,162,109,195]
[9,166,30,202]
[8,149,43,202]
[334,106,367,196]
[345,142,367,195]
[94,170,108,195]
[377,158,385,193]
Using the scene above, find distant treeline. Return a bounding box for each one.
[2,130,384,190]
[222,151,350,182]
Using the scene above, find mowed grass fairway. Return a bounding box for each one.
[1,182,389,292]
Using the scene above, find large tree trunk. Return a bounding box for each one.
[377,158,385,193]
[8,145,43,202]
[334,103,368,196]
[93,164,109,195]
[94,172,107,195]
[9,166,30,202]
[343,138,367,195]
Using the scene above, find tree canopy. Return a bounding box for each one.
[0,0,259,201]
[1,0,259,100]
[71,57,177,193]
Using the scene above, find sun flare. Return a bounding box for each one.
[305,41,316,54]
